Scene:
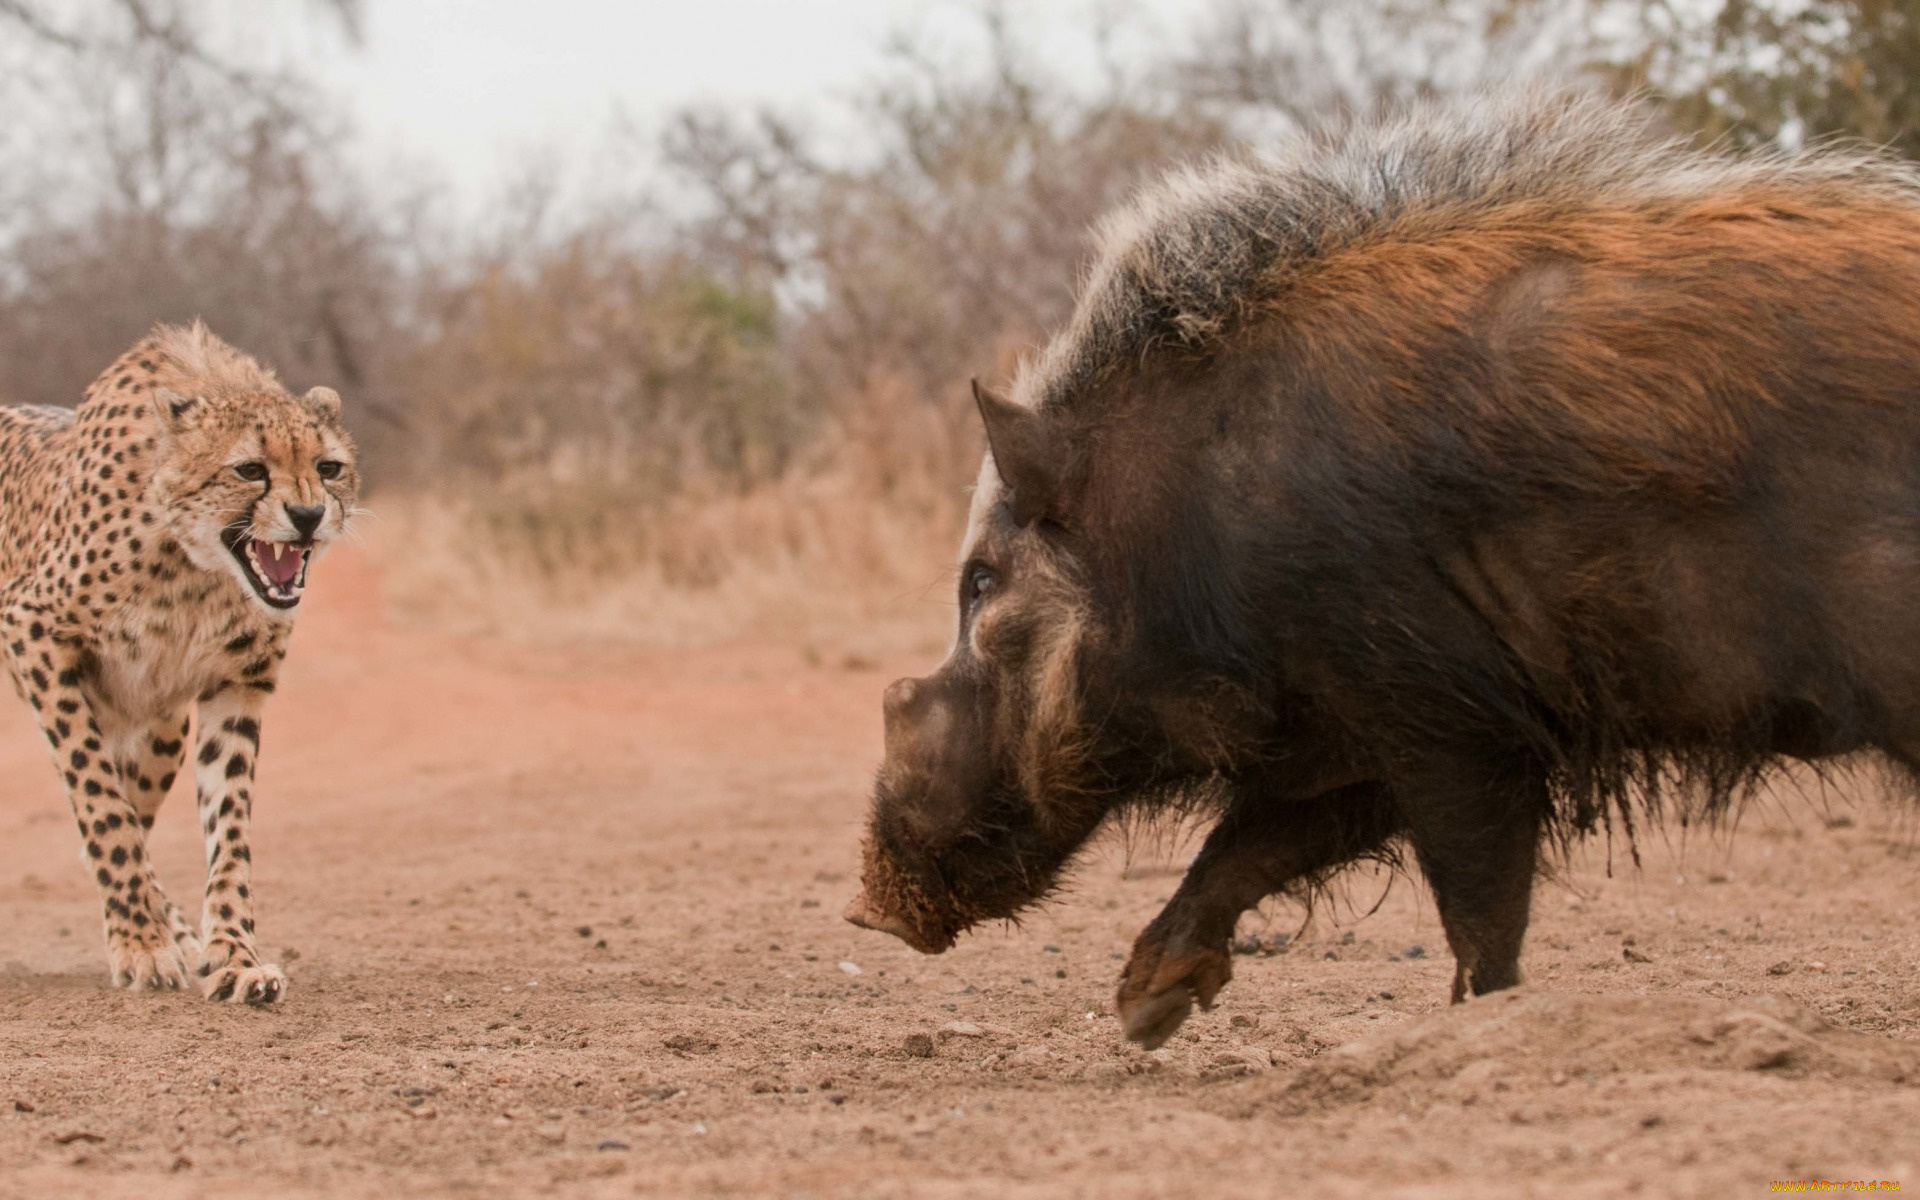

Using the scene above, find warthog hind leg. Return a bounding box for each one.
[1396,756,1547,1004]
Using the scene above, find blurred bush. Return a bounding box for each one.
[3,1,1916,637]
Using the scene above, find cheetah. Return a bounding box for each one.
[0,322,358,1003]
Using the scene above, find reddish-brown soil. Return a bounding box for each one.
[2,548,1918,1197]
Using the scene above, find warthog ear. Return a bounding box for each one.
[974,380,1060,526]
[302,386,342,420]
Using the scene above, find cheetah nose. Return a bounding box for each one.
[286,504,325,541]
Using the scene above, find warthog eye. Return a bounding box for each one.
[316,460,345,480]
[232,461,268,483]
[963,563,997,611]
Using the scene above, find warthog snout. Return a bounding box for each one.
[882,675,955,762]
[882,677,918,721]
[841,892,921,946]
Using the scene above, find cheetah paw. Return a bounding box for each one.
[107,926,193,992]
[201,960,286,1005]
[199,939,286,1005]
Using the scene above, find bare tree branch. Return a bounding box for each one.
[0,0,81,46]
[2,0,362,69]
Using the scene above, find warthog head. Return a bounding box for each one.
[846,380,1264,953]
[845,384,1104,951]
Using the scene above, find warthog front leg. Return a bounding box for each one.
[1118,781,1401,1048]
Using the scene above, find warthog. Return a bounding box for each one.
[844,88,1920,1047]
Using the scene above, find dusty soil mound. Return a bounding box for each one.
[1232,989,1920,1118]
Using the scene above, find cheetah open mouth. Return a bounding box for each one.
[223,530,311,609]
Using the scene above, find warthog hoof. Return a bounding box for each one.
[1116,935,1232,1049]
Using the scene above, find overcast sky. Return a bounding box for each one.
[307,0,1192,200]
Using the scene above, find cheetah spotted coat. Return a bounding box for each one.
[0,323,357,1002]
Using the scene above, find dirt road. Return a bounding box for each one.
[1,547,1917,1197]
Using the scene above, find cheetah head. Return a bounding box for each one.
[147,383,360,615]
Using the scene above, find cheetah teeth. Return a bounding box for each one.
[243,540,308,600]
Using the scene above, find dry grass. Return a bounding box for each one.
[368,368,985,657]
[368,472,966,657]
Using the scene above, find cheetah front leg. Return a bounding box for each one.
[115,712,201,968]
[0,627,193,990]
[192,687,285,1004]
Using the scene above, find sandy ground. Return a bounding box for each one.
[1,547,1918,1198]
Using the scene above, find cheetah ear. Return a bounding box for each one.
[151,388,198,428]
[302,386,342,420]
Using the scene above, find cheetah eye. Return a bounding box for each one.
[232,462,268,483]
[316,460,344,481]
